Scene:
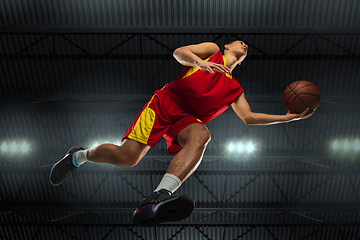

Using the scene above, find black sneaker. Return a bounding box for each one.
[132,189,195,227]
[49,146,84,186]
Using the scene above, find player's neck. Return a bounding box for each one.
[224,53,241,73]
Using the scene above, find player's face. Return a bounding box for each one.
[233,40,248,53]
[228,40,248,59]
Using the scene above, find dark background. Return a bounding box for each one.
[1,0,360,239]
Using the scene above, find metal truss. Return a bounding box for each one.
[1,26,360,34]
[1,223,360,240]
[2,201,360,215]
[2,154,360,175]
[2,161,359,212]
[1,31,359,61]
[1,152,359,237]
[1,28,360,240]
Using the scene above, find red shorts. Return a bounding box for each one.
[122,87,204,155]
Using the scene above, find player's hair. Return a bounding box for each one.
[227,39,246,45]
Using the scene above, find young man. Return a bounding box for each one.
[49,40,313,227]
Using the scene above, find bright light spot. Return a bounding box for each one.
[342,140,351,150]
[10,142,17,153]
[20,142,29,153]
[227,142,235,152]
[0,140,33,155]
[236,142,245,152]
[91,142,99,148]
[353,140,360,151]
[330,138,360,155]
[1,142,8,152]
[246,142,256,153]
[331,140,340,150]
[89,139,123,148]
[227,141,257,155]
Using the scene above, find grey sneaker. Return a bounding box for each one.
[132,189,195,227]
[49,146,84,186]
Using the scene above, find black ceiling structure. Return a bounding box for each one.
[1,0,360,239]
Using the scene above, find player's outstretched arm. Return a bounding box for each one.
[231,93,314,126]
[173,42,230,74]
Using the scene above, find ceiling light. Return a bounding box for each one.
[1,142,8,152]
[246,142,256,153]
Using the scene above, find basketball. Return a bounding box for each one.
[282,80,321,113]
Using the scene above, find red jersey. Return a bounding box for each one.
[165,50,244,123]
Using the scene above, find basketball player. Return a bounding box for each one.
[49,40,313,226]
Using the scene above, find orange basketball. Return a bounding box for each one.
[282,80,321,113]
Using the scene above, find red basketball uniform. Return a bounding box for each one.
[123,50,244,155]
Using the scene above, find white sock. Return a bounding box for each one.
[73,149,89,166]
[154,173,182,194]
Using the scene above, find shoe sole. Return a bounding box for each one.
[132,195,195,227]
[49,160,63,186]
[49,146,83,186]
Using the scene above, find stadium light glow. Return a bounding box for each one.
[1,142,8,152]
[342,140,351,150]
[226,140,256,155]
[9,142,17,153]
[0,140,31,155]
[330,139,360,153]
[246,142,256,153]
[227,142,235,152]
[331,140,340,150]
[20,142,30,153]
[353,140,360,151]
[88,139,124,149]
[91,142,99,148]
[239,142,246,152]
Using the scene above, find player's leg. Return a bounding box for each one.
[131,88,212,226]
[86,138,150,167]
[49,139,150,186]
[165,122,211,182]
[133,122,210,227]
[50,89,166,187]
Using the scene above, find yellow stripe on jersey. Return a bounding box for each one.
[223,55,233,79]
[128,96,156,145]
[182,56,211,79]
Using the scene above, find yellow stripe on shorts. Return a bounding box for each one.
[128,96,156,145]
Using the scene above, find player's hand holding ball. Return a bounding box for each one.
[282,80,321,121]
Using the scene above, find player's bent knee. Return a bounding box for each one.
[110,139,149,167]
[177,123,211,148]
[190,129,211,147]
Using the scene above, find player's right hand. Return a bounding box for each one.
[285,108,314,122]
[196,60,230,74]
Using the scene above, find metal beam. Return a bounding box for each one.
[1,54,359,60]
[1,151,358,171]
[1,26,360,35]
[1,166,359,175]
[2,202,360,212]
[1,95,358,105]
[2,222,359,227]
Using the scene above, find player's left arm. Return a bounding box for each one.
[231,93,314,125]
[173,42,230,74]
